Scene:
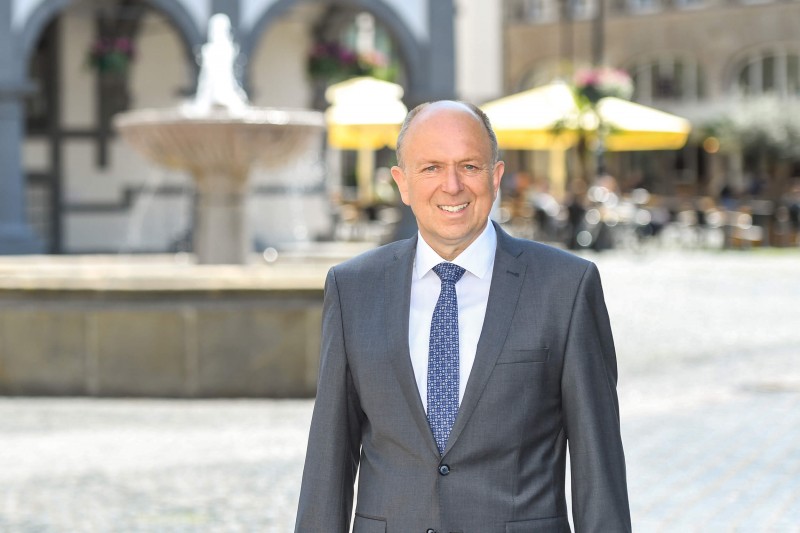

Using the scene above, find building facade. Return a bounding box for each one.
[0,0,504,255]
[503,0,800,200]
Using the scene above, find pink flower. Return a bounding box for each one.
[574,67,633,102]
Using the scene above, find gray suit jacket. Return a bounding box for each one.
[295,223,631,532]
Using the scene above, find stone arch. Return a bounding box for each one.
[16,0,70,79]
[18,0,205,75]
[240,0,427,102]
[722,41,800,96]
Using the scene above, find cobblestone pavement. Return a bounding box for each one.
[1,250,799,532]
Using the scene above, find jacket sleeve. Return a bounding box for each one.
[561,262,632,532]
[295,268,363,532]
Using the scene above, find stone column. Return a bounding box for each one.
[0,81,43,254]
[193,171,250,264]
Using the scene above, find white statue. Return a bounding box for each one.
[184,13,248,115]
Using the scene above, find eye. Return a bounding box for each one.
[423,165,438,172]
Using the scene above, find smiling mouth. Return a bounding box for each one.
[439,203,469,213]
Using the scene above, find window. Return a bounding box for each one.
[506,0,596,22]
[673,0,706,9]
[734,51,800,97]
[508,0,558,23]
[629,57,705,102]
[627,0,662,14]
[26,20,57,134]
[570,0,595,20]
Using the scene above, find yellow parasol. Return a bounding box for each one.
[482,81,692,198]
[325,77,407,203]
[481,82,581,151]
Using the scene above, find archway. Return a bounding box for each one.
[16,0,205,252]
[20,0,203,70]
[240,0,426,104]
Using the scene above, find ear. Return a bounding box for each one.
[390,165,411,206]
[492,160,505,198]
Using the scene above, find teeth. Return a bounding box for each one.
[440,203,468,213]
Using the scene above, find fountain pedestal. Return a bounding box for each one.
[194,172,248,264]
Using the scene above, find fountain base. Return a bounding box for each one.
[0,251,370,397]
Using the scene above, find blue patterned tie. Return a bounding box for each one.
[427,262,466,455]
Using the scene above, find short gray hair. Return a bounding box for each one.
[395,100,499,168]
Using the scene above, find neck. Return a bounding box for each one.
[423,221,492,262]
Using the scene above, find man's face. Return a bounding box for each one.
[391,103,504,260]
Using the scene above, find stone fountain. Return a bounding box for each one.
[0,15,376,399]
[114,14,325,264]
[0,16,384,398]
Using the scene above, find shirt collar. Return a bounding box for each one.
[414,220,497,280]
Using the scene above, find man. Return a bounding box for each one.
[295,101,631,532]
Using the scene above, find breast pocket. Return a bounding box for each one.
[353,513,386,533]
[496,347,550,364]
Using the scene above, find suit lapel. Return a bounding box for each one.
[384,236,441,457]
[445,225,526,454]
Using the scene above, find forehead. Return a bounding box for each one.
[404,104,490,156]
[412,102,483,131]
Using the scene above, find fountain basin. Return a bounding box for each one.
[114,108,326,265]
[0,250,369,398]
[114,108,325,175]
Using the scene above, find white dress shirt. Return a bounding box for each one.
[409,220,497,411]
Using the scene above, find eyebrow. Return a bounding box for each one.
[414,156,486,166]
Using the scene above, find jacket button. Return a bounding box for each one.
[438,464,450,475]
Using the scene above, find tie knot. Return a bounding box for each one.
[433,262,466,284]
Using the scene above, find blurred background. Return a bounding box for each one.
[0,0,799,531]
[2,0,799,255]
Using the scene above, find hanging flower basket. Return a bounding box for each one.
[87,37,135,74]
[307,41,395,83]
[574,67,633,104]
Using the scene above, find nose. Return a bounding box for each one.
[441,165,464,195]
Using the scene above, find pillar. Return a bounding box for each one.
[0,0,43,254]
[193,171,249,264]
[0,81,44,254]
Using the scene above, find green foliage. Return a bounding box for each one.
[87,37,134,74]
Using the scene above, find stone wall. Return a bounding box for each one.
[0,287,323,398]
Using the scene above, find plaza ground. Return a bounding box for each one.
[1,249,799,532]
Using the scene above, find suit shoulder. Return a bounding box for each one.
[514,237,592,271]
[331,238,412,278]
